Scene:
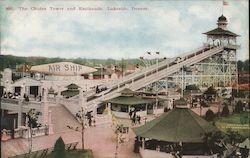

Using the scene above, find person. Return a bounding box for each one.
[129,110,133,119]
[240,145,249,158]
[137,115,141,124]
[132,116,136,126]
[39,95,42,101]
[96,86,99,93]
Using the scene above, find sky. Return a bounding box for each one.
[0,0,249,60]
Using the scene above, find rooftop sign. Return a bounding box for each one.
[30,62,97,76]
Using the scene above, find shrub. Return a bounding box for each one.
[53,137,66,158]
[205,109,215,121]
[221,105,229,117]
[235,101,244,113]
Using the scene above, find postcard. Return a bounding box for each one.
[0,0,249,158]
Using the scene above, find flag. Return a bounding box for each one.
[223,0,228,5]
[147,52,151,55]
[156,52,160,55]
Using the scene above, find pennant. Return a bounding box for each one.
[223,0,228,5]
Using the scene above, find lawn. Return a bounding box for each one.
[215,112,249,138]
[47,150,94,158]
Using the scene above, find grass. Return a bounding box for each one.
[43,149,94,158]
[215,112,250,138]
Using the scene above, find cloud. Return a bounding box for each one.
[1,0,249,61]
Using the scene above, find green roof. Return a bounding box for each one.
[104,96,165,105]
[204,28,239,37]
[61,89,79,97]
[66,83,80,89]
[48,87,55,94]
[133,108,219,143]
[92,71,112,76]
[119,88,137,95]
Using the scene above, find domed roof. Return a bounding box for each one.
[218,14,227,21]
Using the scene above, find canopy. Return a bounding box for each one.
[203,28,239,37]
[119,88,138,95]
[30,62,97,76]
[239,138,249,149]
[66,83,80,89]
[133,108,219,143]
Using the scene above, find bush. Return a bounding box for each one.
[53,137,66,158]
[205,109,215,121]
[235,101,244,113]
[221,105,229,117]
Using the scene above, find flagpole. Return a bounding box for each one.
[222,0,224,14]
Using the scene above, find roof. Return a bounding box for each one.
[218,14,227,21]
[204,86,217,95]
[133,108,219,143]
[119,88,137,95]
[104,96,165,105]
[48,87,55,94]
[204,27,239,37]
[92,71,112,76]
[12,77,42,87]
[61,89,79,97]
[66,83,80,89]
[239,138,249,149]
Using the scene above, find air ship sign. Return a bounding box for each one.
[30,62,97,76]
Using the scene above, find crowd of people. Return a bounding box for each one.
[2,91,42,102]
[2,92,21,99]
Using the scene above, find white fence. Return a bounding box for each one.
[4,126,48,140]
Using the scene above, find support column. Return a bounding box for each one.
[18,100,22,127]
[48,110,54,135]
[142,138,145,149]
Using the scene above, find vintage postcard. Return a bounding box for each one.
[0,0,249,158]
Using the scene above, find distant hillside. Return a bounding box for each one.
[1,55,248,72]
[0,55,143,71]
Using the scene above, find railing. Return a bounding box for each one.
[59,46,224,118]
[86,46,223,106]
[4,126,48,140]
[9,142,79,158]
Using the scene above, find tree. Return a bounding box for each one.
[202,131,225,156]
[243,59,249,71]
[53,137,66,158]
[237,60,244,71]
[221,105,229,117]
[26,109,42,153]
[205,109,215,121]
[235,101,244,113]
[226,129,244,145]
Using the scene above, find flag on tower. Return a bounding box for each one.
[223,0,229,5]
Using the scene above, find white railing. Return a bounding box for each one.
[85,46,223,107]
[4,126,48,140]
[61,46,224,118]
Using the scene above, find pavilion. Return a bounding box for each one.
[104,88,166,118]
[132,98,220,158]
[61,83,82,98]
